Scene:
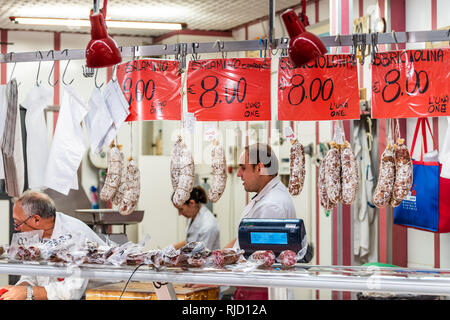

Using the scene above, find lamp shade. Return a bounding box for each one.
[281,9,327,68]
[85,12,122,68]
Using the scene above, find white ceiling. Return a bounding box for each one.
[0,0,302,38]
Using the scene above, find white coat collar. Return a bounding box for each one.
[252,176,280,202]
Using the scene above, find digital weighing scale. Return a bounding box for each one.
[238,218,312,262]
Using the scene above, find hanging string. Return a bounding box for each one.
[179,71,188,136]
[129,122,133,161]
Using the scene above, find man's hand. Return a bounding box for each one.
[0,286,27,300]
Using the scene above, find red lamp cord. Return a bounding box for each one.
[299,0,310,26]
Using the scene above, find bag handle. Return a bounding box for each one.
[410,117,436,161]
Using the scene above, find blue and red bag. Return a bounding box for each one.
[393,117,450,233]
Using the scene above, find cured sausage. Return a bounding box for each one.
[373,145,396,208]
[325,143,342,204]
[288,140,306,196]
[340,141,359,205]
[318,152,336,210]
[208,140,227,203]
[118,159,140,216]
[100,146,123,201]
[171,136,195,207]
[392,139,413,203]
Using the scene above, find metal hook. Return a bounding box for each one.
[162,44,168,60]
[359,34,367,65]
[35,51,43,86]
[371,32,379,64]
[392,30,399,51]
[47,50,59,87]
[191,42,200,61]
[213,40,226,58]
[280,37,289,57]
[111,64,117,82]
[61,49,74,86]
[94,68,104,89]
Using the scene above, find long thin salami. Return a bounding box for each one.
[171,136,195,207]
[288,140,306,196]
[373,145,396,208]
[319,151,336,210]
[325,142,342,204]
[340,141,358,205]
[208,140,227,203]
[392,139,413,203]
[100,146,123,201]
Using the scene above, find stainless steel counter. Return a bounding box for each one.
[1,259,450,297]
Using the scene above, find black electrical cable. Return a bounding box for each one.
[119,263,146,300]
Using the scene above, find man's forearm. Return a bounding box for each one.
[224,238,236,249]
[17,283,48,300]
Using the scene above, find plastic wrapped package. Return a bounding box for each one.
[211,248,244,268]
[248,250,276,268]
[277,250,297,268]
[162,246,182,267]
[0,244,7,258]
[8,230,43,262]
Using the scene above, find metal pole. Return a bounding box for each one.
[269,0,275,48]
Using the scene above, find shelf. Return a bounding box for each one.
[1,259,450,297]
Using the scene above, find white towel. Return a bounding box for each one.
[44,86,90,195]
[103,80,130,131]
[22,85,52,189]
[85,87,115,154]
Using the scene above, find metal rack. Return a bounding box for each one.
[0,30,448,64]
[1,259,450,298]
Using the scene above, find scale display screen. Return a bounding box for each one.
[250,232,288,245]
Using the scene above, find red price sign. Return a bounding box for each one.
[278,55,360,121]
[372,48,450,119]
[116,59,181,121]
[187,58,271,121]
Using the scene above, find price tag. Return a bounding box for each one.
[187,58,271,121]
[372,48,450,118]
[183,112,196,134]
[204,123,218,142]
[283,125,296,143]
[116,59,182,121]
[278,55,360,121]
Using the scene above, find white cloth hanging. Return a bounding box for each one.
[0,85,8,180]
[22,85,52,189]
[44,85,90,195]
[103,79,130,133]
[353,122,376,263]
[85,87,115,154]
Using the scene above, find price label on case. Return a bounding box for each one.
[116,59,182,121]
[278,55,360,121]
[372,48,450,118]
[187,58,271,121]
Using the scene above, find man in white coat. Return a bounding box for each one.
[0,190,105,300]
[224,143,298,300]
[225,143,297,249]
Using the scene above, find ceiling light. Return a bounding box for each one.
[10,16,184,30]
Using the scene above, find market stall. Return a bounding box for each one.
[0,0,449,302]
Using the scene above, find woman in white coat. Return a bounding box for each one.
[172,186,220,250]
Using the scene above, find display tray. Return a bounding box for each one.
[85,281,219,300]
[75,209,144,225]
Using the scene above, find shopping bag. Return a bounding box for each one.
[393,117,450,232]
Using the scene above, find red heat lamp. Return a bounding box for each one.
[85,0,122,68]
[281,9,327,68]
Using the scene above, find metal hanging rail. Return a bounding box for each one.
[0,30,448,64]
